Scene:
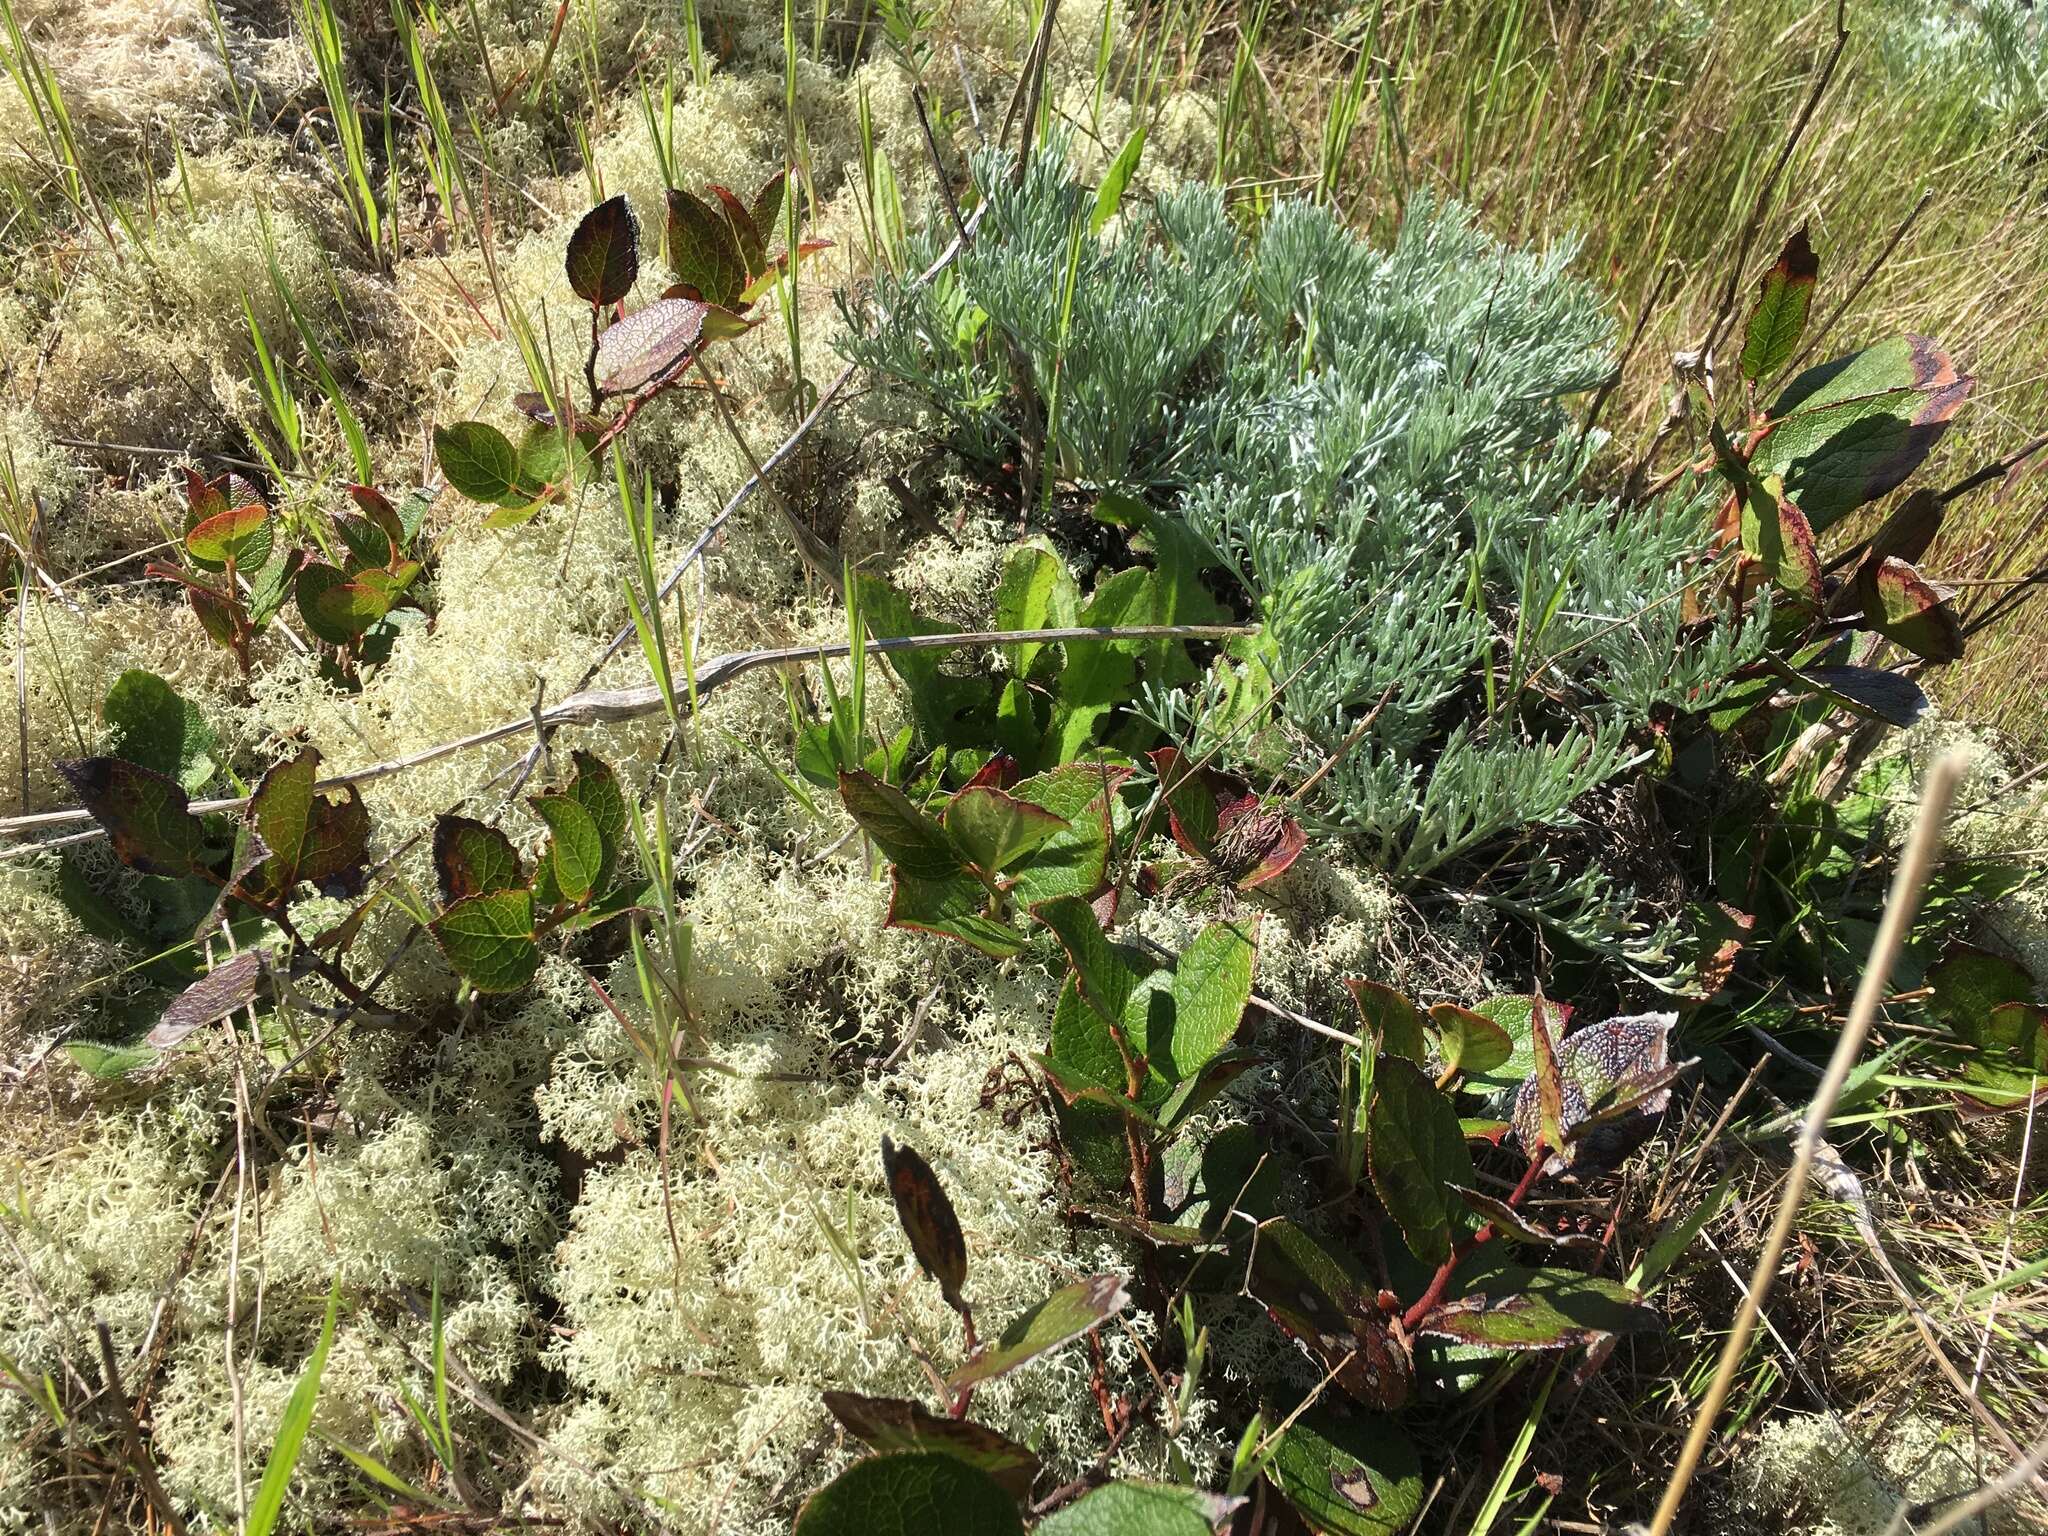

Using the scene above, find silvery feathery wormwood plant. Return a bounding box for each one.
[845,144,1770,985]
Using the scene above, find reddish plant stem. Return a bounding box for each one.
[1400,1145,1547,1334]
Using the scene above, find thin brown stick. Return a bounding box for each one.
[1699,0,1850,362]
[92,1322,187,1536]
[0,623,1256,851]
[1643,748,1966,1536]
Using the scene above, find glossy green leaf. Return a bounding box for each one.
[431,888,540,992]
[433,421,522,506]
[665,186,748,308]
[1268,1406,1422,1536]
[1047,566,1155,762]
[1417,1254,1658,1351]
[1754,336,1972,531]
[943,785,1065,875]
[793,1453,1021,1536]
[948,1274,1130,1390]
[993,542,1079,678]
[1038,1482,1240,1536]
[1164,918,1258,1082]
[1003,760,1125,910]
[1429,1002,1515,1079]
[1738,224,1817,384]
[1346,978,1428,1062]
[1367,1056,1475,1266]
[530,791,603,905]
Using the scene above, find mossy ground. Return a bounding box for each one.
[1,1,2044,1532]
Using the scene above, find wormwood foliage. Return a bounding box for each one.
[847,146,1776,985]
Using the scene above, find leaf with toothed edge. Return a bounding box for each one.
[665,187,748,309]
[947,1274,1131,1391]
[1512,1012,1689,1170]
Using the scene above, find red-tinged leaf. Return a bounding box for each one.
[1858,556,1964,664]
[186,585,250,667]
[150,948,267,1048]
[961,753,1021,791]
[707,183,765,279]
[593,296,708,396]
[1739,223,1819,384]
[820,1393,1040,1501]
[55,757,214,878]
[1429,1002,1515,1078]
[1345,978,1429,1062]
[565,194,640,307]
[749,167,788,256]
[1527,997,1567,1163]
[1739,477,1823,606]
[430,815,525,908]
[185,503,273,569]
[737,239,835,306]
[881,1136,969,1312]
[1250,1219,1412,1410]
[346,484,407,556]
[183,466,229,520]
[1754,337,1973,531]
[1446,1183,1598,1251]
[1148,746,1305,891]
[665,186,748,309]
[246,747,372,900]
[947,1274,1130,1391]
[1514,1012,1688,1171]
